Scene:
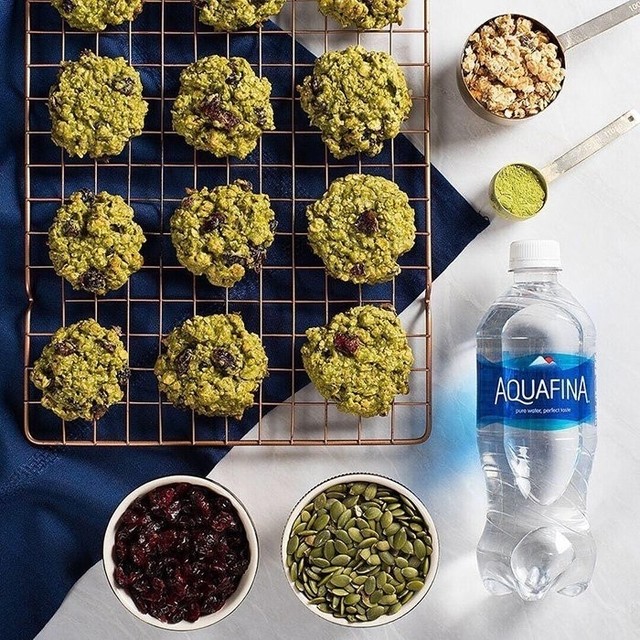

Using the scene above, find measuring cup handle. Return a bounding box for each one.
[557,1,640,51]
[540,110,640,184]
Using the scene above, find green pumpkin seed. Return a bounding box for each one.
[392,529,408,551]
[337,509,352,529]
[414,539,427,560]
[314,513,330,531]
[344,593,361,605]
[379,594,398,605]
[353,575,367,586]
[293,522,307,535]
[343,495,359,509]
[358,537,378,549]
[323,540,336,561]
[314,530,331,548]
[380,511,394,529]
[369,589,383,605]
[406,580,424,592]
[308,597,325,605]
[331,554,351,566]
[330,501,345,521]
[350,482,367,495]
[311,557,330,568]
[359,547,372,561]
[400,591,415,604]
[364,576,376,595]
[330,574,351,588]
[385,523,401,536]
[382,583,396,595]
[401,567,419,579]
[395,556,409,569]
[334,539,349,554]
[401,541,414,555]
[314,493,327,510]
[331,588,350,597]
[365,507,383,520]
[348,527,364,543]
[318,603,332,614]
[364,483,378,500]
[335,530,351,546]
[388,602,402,616]
[287,535,300,555]
[380,551,395,566]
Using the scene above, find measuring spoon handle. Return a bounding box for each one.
[557,1,640,51]
[540,110,640,184]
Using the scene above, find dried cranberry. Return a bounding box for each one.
[80,267,107,293]
[211,348,237,374]
[174,348,194,376]
[223,252,245,267]
[200,94,241,131]
[99,338,117,354]
[334,332,360,356]
[354,209,379,235]
[200,212,225,234]
[54,339,76,356]
[62,0,74,12]
[350,263,366,278]
[225,63,243,87]
[113,483,250,624]
[310,75,321,95]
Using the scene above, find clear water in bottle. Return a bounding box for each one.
[476,240,597,601]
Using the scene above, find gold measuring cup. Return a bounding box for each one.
[459,2,640,124]
[490,110,640,219]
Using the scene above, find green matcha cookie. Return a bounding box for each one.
[49,51,148,158]
[302,305,413,417]
[170,180,276,288]
[307,174,415,284]
[317,0,407,29]
[31,319,129,421]
[298,46,412,159]
[193,0,286,31]
[50,0,145,31]
[172,55,274,159]
[154,314,268,418]
[48,190,145,295]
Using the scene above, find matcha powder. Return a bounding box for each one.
[493,164,547,219]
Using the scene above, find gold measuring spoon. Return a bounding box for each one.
[459,3,640,124]
[490,110,640,220]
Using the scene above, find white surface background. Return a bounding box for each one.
[37,0,640,638]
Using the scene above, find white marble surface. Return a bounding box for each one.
[37,0,640,638]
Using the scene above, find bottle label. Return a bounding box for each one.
[477,354,596,430]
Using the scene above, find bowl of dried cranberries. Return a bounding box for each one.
[103,475,259,630]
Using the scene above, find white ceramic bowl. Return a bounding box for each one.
[103,474,259,631]
[282,473,439,628]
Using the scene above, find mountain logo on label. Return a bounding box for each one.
[530,355,556,367]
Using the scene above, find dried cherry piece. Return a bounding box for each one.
[80,267,107,293]
[62,0,74,12]
[54,339,76,356]
[247,246,267,271]
[92,403,108,420]
[225,63,243,87]
[200,212,225,233]
[254,107,269,128]
[333,332,360,356]
[211,348,237,374]
[200,94,241,131]
[354,209,379,235]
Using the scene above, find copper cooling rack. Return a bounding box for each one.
[24,0,431,446]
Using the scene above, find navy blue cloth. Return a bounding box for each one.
[1,2,488,639]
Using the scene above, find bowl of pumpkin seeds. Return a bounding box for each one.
[282,473,439,627]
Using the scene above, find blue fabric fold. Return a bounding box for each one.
[0,2,488,639]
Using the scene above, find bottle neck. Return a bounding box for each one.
[512,268,560,284]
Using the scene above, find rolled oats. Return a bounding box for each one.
[462,15,565,119]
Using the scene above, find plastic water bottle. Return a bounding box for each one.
[476,240,597,601]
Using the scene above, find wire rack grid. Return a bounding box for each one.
[24,0,432,446]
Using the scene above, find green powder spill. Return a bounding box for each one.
[493,164,547,218]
